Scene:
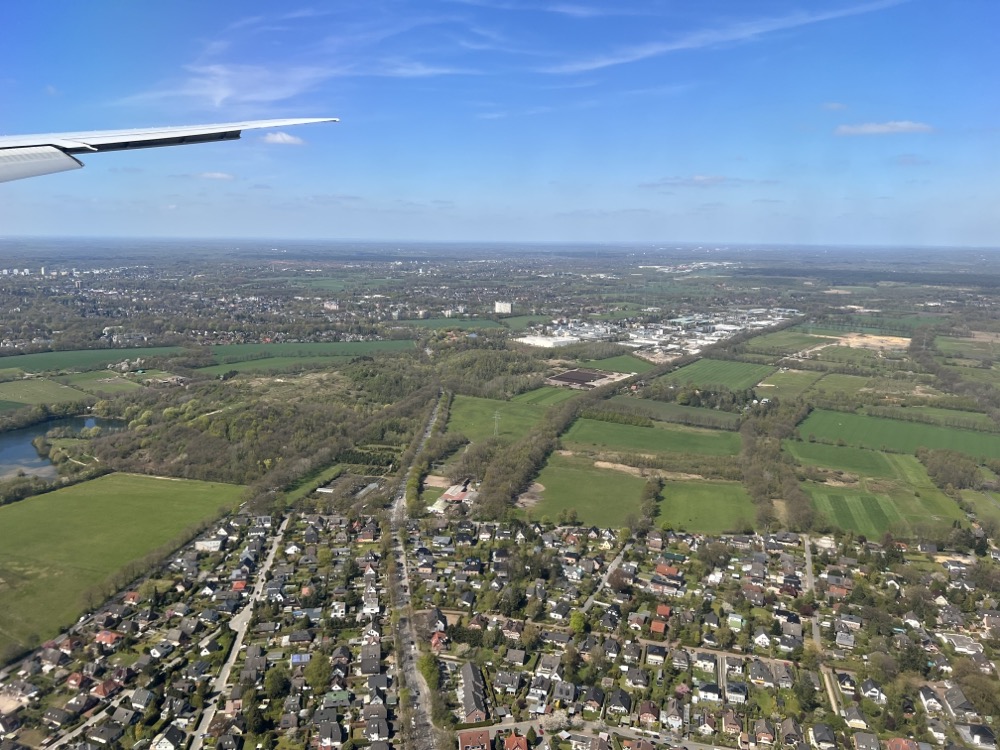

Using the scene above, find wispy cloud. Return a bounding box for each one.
[836,120,933,135]
[822,101,848,111]
[197,172,236,180]
[543,0,906,73]
[448,0,644,17]
[262,132,305,145]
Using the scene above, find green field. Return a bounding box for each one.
[563,418,741,456]
[448,395,546,442]
[801,451,965,537]
[54,370,145,395]
[209,341,415,360]
[527,453,646,527]
[757,369,826,399]
[869,406,995,430]
[0,347,186,373]
[0,473,244,658]
[198,356,354,376]
[0,341,415,375]
[660,359,775,390]
[805,373,873,398]
[607,396,741,429]
[806,484,905,538]
[799,409,1000,459]
[0,378,90,406]
[744,330,837,354]
[502,315,552,331]
[785,441,896,478]
[658,480,755,534]
[511,387,579,406]
[578,355,654,374]
[935,336,1000,361]
[960,490,1000,529]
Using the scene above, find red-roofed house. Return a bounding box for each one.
[459,729,491,750]
[505,735,529,750]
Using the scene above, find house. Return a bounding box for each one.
[698,683,722,702]
[672,649,690,671]
[584,686,605,713]
[810,724,836,750]
[956,724,997,749]
[494,671,521,695]
[505,735,530,750]
[460,662,488,723]
[697,710,718,736]
[638,700,659,726]
[726,682,749,704]
[663,698,683,730]
[608,688,632,715]
[845,705,868,730]
[853,733,881,750]
[919,686,943,713]
[553,680,576,705]
[646,645,667,666]
[781,718,802,746]
[152,726,187,750]
[722,709,742,736]
[755,718,775,745]
[749,659,774,688]
[944,685,976,719]
[886,740,919,750]
[754,629,772,650]
[458,729,491,750]
[695,652,717,672]
[860,679,886,705]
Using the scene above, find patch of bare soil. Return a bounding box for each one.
[593,461,704,481]
[772,499,789,525]
[516,482,546,509]
[837,332,910,350]
[556,449,574,456]
[423,475,452,488]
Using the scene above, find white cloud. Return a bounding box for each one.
[198,172,236,180]
[822,101,847,110]
[835,120,933,136]
[262,132,304,145]
[543,0,906,73]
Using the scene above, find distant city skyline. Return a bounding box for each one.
[2,0,998,247]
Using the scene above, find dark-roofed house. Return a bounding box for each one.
[459,729,491,750]
[460,662,488,724]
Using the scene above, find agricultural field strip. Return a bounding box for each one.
[799,409,1000,459]
[563,418,741,456]
[659,358,775,390]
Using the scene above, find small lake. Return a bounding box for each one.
[0,417,119,480]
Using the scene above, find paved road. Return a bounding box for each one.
[802,534,822,652]
[582,543,632,613]
[49,690,134,749]
[189,516,290,750]
[389,394,443,750]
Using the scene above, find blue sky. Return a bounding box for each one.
[2,0,998,246]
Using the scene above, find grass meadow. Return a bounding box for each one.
[659,359,775,390]
[527,453,646,526]
[511,387,579,406]
[448,395,547,442]
[563,418,741,456]
[658,480,755,534]
[0,473,243,657]
[607,396,741,429]
[798,409,1000,459]
[756,369,826,399]
[743,330,837,354]
[54,370,145,395]
[0,378,90,406]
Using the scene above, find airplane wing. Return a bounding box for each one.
[0,117,338,184]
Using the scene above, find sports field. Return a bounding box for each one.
[527,453,646,527]
[743,330,836,354]
[756,369,825,399]
[578,355,654,374]
[607,396,740,429]
[660,359,774,390]
[0,473,243,658]
[511,387,579,406]
[0,378,90,406]
[448,395,546,442]
[658,480,755,534]
[563,418,741,456]
[799,409,1000,458]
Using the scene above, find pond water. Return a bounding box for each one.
[0,417,119,480]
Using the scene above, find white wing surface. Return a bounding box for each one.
[0,117,337,184]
